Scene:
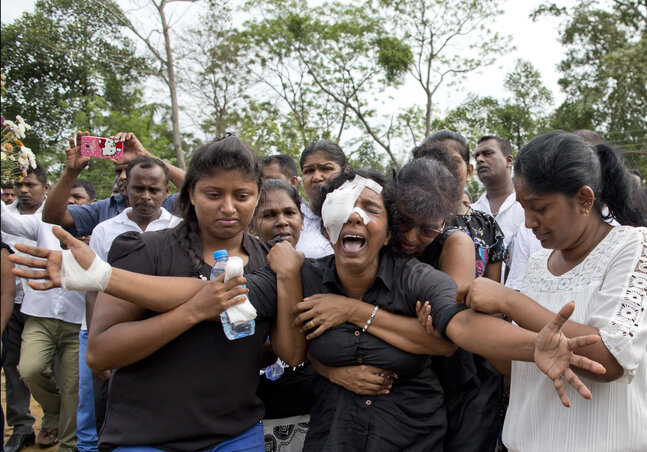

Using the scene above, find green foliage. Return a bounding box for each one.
[346,141,389,173]
[375,36,413,84]
[1,0,187,198]
[537,0,647,159]
[437,60,553,151]
[381,0,512,138]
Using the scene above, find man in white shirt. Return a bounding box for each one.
[88,156,180,261]
[1,170,48,452]
[471,135,538,284]
[471,135,524,242]
[1,165,84,452]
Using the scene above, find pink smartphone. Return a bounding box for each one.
[80,136,124,160]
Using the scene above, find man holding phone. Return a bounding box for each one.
[42,131,185,237]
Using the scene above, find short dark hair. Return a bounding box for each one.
[258,178,302,211]
[477,135,513,157]
[13,161,48,186]
[411,141,462,180]
[423,129,470,165]
[262,154,298,178]
[396,158,461,224]
[126,156,169,185]
[72,178,96,201]
[300,140,347,171]
[2,182,13,190]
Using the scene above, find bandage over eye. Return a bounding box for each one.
[60,250,112,292]
[321,175,383,244]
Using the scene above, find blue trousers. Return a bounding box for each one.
[77,329,98,452]
[112,422,264,452]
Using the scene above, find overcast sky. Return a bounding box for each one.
[1,0,570,130]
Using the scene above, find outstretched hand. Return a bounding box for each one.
[534,301,606,407]
[8,226,96,290]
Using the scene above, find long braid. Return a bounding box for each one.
[172,221,204,278]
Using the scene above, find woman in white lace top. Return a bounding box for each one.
[453,131,647,452]
[295,140,347,258]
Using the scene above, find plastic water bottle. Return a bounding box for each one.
[263,358,286,381]
[210,250,255,340]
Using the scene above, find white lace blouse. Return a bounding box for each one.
[503,226,647,452]
[295,202,333,259]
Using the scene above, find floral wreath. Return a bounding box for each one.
[1,73,37,184]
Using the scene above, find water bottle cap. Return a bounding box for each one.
[213,249,228,260]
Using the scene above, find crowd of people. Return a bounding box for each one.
[1,128,645,452]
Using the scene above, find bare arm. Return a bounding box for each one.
[1,248,16,334]
[483,261,502,282]
[111,132,185,189]
[446,303,606,407]
[42,131,89,226]
[293,294,457,356]
[86,274,248,373]
[267,242,308,366]
[438,230,476,287]
[457,278,624,381]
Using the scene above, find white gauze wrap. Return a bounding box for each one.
[321,175,383,244]
[60,250,112,292]
[223,256,257,325]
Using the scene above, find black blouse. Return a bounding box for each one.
[99,226,272,451]
[247,250,467,451]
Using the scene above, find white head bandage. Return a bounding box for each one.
[60,250,112,292]
[321,175,383,244]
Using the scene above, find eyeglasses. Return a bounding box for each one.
[398,218,445,239]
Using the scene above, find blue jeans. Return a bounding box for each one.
[77,329,98,452]
[112,422,264,452]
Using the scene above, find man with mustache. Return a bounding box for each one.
[88,156,181,265]
[471,136,525,284]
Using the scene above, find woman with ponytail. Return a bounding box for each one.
[452,131,647,451]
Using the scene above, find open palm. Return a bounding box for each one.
[534,301,606,407]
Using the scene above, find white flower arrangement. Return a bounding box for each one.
[1,75,37,183]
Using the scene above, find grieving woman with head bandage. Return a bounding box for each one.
[10,169,606,452]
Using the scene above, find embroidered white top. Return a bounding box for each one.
[503,225,647,452]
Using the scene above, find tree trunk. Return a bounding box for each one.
[159,0,186,169]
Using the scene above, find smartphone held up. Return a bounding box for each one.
[80,136,124,160]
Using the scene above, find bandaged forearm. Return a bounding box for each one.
[61,250,112,292]
[223,256,257,325]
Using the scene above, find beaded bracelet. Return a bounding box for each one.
[362,305,380,332]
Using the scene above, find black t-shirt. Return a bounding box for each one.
[246,250,466,451]
[99,226,272,451]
